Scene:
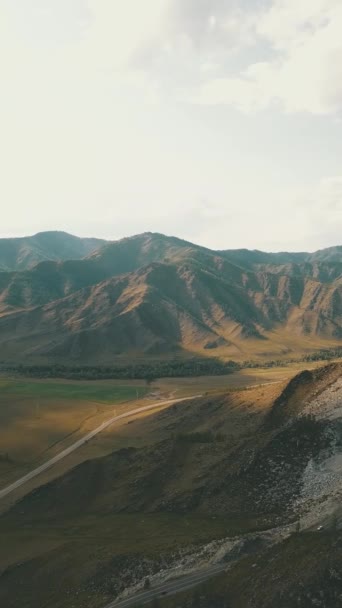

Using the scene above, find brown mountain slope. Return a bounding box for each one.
[0,231,212,303]
[0,233,244,313]
[1,364,341,608]
[0,262,260,361]
[0,258,340,363]
[0,232,341,362]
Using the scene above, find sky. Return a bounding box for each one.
[0,0,341,251]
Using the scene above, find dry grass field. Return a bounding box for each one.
[0,378,148,487]
[0,360,336,493]
[0,358,340,513]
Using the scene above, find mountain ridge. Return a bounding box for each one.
[1,230,341,270]
[0,231,107,271]
[0,232,340,363]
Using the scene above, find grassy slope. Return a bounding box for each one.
[0,365,341,608]
[0,379,147,488]
[0,378,146,402]
[0,382,280,608]
[0,360,334,493]
[0,361,327,498]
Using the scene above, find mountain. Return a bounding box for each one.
[0,232,341,363]
[0,231,107,271]
[218,248,308,268]
[220,246,342,268]
[308,245,342,263]
[1,363,341,608]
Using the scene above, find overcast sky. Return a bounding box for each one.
[0,0,341,251]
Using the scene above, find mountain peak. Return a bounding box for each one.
[0,231,107,272]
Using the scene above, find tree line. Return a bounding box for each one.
[243,346,342,369]
[1,346,341,381]
[0,358,240,381]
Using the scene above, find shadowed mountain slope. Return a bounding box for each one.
[220,245,342,268]
[0,231,106,271]
[0,232,340,362]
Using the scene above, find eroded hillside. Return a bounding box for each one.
[0,233,341,363]
[1,363,341,608]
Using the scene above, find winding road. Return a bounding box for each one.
[107,563,227,608]
[0,395,201,501]
[0,380,282,502]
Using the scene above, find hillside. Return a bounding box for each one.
[0,232,341,363]
[0,363,341,608]
[220,245,342,268]
[0,231,106,271]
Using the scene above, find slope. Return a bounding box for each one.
[220,245,342,268]
[0,231,106,271]
[1,364,341,608]
[0,232,340,363]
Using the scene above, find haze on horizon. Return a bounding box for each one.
[0,0,341,251]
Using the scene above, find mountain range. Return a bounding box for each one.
[0,231,341,363]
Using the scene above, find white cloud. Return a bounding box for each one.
[5,1,341,115]
[129,0,262,96]
[99,0,342,116]
[257,0,338,49]
[0,0,341,250]
[190,0,342,113]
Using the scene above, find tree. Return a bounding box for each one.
[145,373,157,387]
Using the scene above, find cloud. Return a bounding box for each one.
[124,0,342,115]
[226,1,342,113]
[3,1,342,114]
[129,0,263,94]
[165,0,258,50]
[0,0,341,251]
[197,1,342,114]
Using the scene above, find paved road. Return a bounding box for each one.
[106,564,226,608]
[0,395,201,501]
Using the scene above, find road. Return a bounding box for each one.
[0,395,201,501]
[0,380,282,502]
[106,563,226,608]
[0,380,282,500]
